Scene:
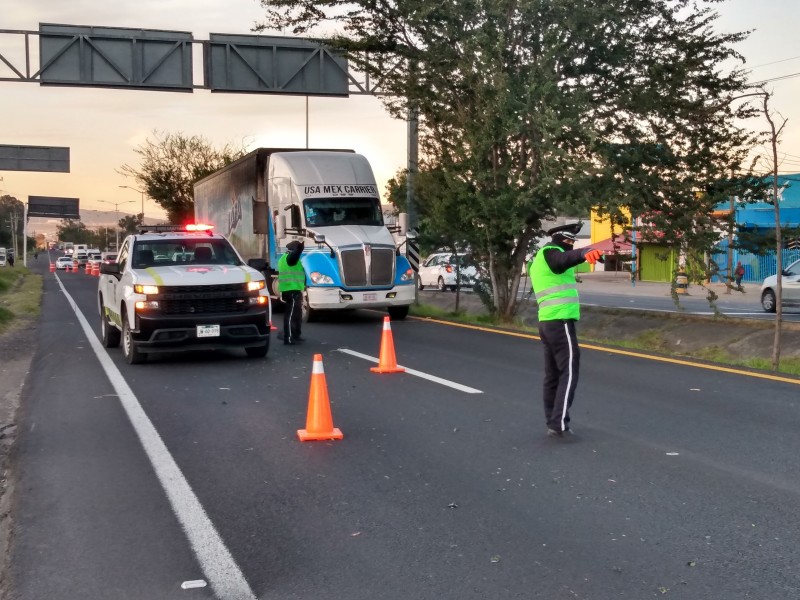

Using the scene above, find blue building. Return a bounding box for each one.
[712,174,800,283]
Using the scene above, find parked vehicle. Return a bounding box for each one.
[87,252,103,270]
[0,248,6,267]
[761,258,800,312]
[98,224,271,364]
[55,256,73,270]
[72,252,89,269]
[100,252,117,264]
[418,252,478,291]
[194,148,416,321]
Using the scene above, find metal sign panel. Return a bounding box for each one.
[207,34,348,96]
[28,196,80,219]
[39,23,193,91]
[0,145,70,172]
[406,239,420,272]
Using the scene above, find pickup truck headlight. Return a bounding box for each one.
[247,280,266,291]
[134,284,159,295]
[309,271,334,284]
[400,268,414,282]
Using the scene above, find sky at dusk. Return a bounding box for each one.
[1,0,799,232]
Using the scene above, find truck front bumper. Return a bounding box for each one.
[307,284,415,311]
[132,308,270,353]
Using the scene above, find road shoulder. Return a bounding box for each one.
[0,319,38,598]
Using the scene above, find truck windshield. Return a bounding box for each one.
[303,198,383,227]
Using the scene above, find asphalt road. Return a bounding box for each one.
[8,257,800,599]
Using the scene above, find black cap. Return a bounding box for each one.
[286,240,304,252]
[546,222,582,241]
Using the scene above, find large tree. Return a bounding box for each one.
[257,0,758,318]
[119,131,248,224]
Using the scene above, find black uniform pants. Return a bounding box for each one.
[538,319,580,432]
[281,290,303,343]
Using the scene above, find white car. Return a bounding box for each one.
[760,258,800,312]
[55,256,73,270]
[418,253,478,292]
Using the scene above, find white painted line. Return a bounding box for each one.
[55,277,257,600]
[181,580,208,589]
[337,348,483,394]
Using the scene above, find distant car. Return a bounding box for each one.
[101,252,117,264]
[87,253,103,269]
[72,252,89,269]
[760,258,800,312]
[418,252,478,292]
[55,256,73,270]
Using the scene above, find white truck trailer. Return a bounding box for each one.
[194,149,415,320]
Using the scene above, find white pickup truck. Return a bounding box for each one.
[97,224,271,364]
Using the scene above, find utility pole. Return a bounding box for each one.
[119,185,146,219]
[98,199,135,251]
[725,167,735,294]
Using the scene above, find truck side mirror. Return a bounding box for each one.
[247,258,267,270]
[398,213,409,237]
[276,215,286,240]
[289,204,301,229]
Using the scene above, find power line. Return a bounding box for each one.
[750,71,800,86]
[748,55,800,70]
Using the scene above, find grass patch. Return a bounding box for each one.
[0,268,43,334]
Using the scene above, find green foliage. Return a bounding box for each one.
[118,214,144,236]
[260,0,759,320]
[119,131,248,224]
[0,194,25,249]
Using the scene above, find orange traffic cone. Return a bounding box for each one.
[49,263,55,273]
[370,316,405,374]
[269,319,277,331]
[92,262,100,276]
[297,354,343,442]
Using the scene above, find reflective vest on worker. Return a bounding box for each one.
[277,253,306,292]
[530,245,580,321]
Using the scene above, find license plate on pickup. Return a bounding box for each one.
[197,324,220,338]
[363,293,377,302]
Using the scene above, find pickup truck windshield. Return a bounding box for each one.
[132,239,242,268]
[303,198,383,227]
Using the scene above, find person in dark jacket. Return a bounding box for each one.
[277,240,306,345]
[529,224,603,439]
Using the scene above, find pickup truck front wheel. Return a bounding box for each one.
[100,304,121,348]
[122,314,146,364]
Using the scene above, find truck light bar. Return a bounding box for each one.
[137,224,215,235]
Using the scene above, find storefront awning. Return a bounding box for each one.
[591,236,633,254]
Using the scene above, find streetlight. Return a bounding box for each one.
[119,185,146,218]
[98,199,135,251]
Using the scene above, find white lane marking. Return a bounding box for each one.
[55,277,257,600]
[337,348,483,394]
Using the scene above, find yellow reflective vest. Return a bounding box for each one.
[529,245,580,321]
[277,253,306,292]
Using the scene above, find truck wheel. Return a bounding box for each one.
[388,305,409,320]
[122,314,146,364]
[303,293,318,322]
[100,300,121,348]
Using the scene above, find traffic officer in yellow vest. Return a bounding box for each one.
[529,224,603,438]
[277,240,306,345]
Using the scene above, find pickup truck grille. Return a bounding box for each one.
[340,248,394,287]
[157,284,252,315]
